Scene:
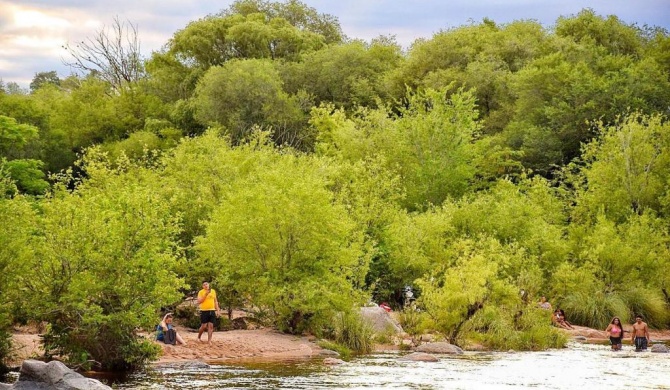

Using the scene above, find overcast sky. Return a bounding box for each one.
[1,0,669,87]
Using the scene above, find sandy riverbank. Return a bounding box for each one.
[8,323,670,367]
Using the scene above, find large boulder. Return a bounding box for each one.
[359,307,403,334]
[399,352,439,362]
[5,360,111,390]
[415,342,464,355]
[650,344,669,353]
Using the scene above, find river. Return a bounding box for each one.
[107,342,669,389]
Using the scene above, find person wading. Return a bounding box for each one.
[197,281,221,344]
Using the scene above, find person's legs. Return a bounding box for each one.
[207,322,214,344]
[176,332,187,346]
[197,323,207,341]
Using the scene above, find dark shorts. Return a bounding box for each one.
[634,337,648,351]
[200,310,217,325]
[609,336,622,345]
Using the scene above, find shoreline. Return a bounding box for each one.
[8,324,670,369]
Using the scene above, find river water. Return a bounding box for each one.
[108,342,669,390]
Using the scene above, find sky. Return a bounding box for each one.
[1,0,669,88]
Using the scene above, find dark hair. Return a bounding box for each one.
[635,314,643,320]
[610,317,620,325]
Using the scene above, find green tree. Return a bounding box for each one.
[197,152,367,334]
[24,155,184,370]
[29,71,61,93]
[193,59,305,146]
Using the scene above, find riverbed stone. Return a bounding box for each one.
[319,349,340,356]
[359,307,403,334]
[650,344,669,353]
[6,359,111,390]
[399,352,439,362]
[415,342,463,355]
[573,336,587,341]
[323,358,345,365]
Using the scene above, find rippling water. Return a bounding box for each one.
[49,342,670,389]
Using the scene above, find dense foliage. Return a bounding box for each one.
[1,1,669,371]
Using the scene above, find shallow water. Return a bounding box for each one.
[2,343,665,389]
[105,342,670,390]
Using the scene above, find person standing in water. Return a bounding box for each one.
[631,315,650,351]
[605,317,623,351]
[197,281,221,344]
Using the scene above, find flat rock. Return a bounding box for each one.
[399,352,439,362]
[415,342,463,355]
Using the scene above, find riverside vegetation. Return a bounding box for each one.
[1,0,670,374]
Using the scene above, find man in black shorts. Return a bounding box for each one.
[197,281,220,344]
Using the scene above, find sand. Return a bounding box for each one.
[8,323,670,368]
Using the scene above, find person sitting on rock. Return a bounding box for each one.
[156,313,187,345]
[551,309,574,330]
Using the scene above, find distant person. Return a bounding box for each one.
[197,281,221,344]
[156,313,186,345]
[558,309,574,329]
[537,296,552,310]
[552,309,574,330]
[605,317,623,351]
[631,315,650,352]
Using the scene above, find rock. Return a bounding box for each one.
[573,336,587,341]
[7,360,111,390]
[415,342,463,355]
[157,360,210,370]
[359,307,403,334]
[318,349,340,356]
[399,352,439,362]
[650,344,669,353]
[231,317,248,330]
[323,358,345,365]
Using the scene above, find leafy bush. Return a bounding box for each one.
[467,306,567,351]
[316,340,352,359]
[332,311,374,354]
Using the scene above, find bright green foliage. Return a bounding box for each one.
[574,114,670,222]
[555,9,643,56]
[223,0,343,45]
[331,311,374,354]
[313,88,480,210]
[24,158,184,370]
[0,115,39,155]
[466,306,567,350]
[197,152,367,334]
[0,193,37,371]
[193,59,305,146]
[2,159,49,195]
[281,38,402,109]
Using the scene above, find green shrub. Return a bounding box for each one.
[317,340,352,359]
[560,290,628,329]
[398,308,433,336]
[333,311,374,354]
[467,306,567,351]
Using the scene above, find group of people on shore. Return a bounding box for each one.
[156,281,221,346]
[538,296,652,352]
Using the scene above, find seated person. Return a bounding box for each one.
[551,309,575,330]
[156,313,187,345]
[537,296,552,310]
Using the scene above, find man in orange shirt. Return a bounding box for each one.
[197,281,220,344]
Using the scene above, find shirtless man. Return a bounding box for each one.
[631,315,650,351]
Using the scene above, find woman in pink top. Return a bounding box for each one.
[605,317,623,351]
